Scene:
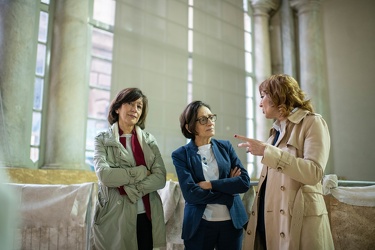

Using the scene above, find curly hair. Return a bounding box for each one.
[259,74,314,117]
[107,88,148,129]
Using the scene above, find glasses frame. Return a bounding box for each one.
[195,114,217,125]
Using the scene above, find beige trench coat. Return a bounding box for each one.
[243,109,334,250]
[91,123,167,250]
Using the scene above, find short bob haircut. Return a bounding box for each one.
[107,88,148,129]
[259,74,314,118]
[179,100,211,140]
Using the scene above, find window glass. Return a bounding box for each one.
[93,0,116,25]
[31,112,42,146]
[30,3,50,164]
[88,89,110,119]
[92,29,114,59]
[38,11,49,43]
[35,44,46,76]
[33,77,44,110]
[90,58,112,88]
[30,147,39,163]
[86,119,108,151]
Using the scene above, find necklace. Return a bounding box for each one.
[198,144,214,165]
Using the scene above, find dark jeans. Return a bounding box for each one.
[184,219,243,250]
[137,213,153,250]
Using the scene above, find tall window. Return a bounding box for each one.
[243,0,256,177]
[85,0,116,170]
[84,0,255,177]
[186,0,255,176]
[30,1,52,165]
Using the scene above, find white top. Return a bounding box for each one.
[198,144,231,221]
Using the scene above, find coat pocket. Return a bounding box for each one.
[93,199,108,225]
[304,201,328,216]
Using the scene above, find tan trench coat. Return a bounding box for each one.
[91,123,167,250]
[243,109,334,250]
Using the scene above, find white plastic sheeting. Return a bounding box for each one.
[323,174,375,207]
[6,182,96,250]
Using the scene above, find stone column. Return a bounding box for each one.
[251,0,280,177]
[44,0,90,170]
[291,0,332,173]
[290,0,330,119]
[280,0,297,76]
[0,0,38,168]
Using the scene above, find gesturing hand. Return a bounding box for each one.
[234,134,266,156]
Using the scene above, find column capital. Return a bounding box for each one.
[251,0,280,17]
[290,0,322,14]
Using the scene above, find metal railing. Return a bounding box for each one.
[249,180,375,187]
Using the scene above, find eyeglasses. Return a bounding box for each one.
[196,114,217,125]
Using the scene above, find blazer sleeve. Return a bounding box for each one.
[172,147,234,206]
[210,141,250,194]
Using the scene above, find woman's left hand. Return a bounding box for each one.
[234,134,266,156]
[198,181,212,190]
[230,167,241,177]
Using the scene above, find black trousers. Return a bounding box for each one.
[137,213,153,250]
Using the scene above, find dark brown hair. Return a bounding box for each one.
[259,74,314,117]
[107,88,148,129]
[179,100,211,140]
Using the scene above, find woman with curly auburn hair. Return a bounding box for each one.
[235,74,334,250]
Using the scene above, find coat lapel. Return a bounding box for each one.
[187,141,205,182]
[211,140,226,178]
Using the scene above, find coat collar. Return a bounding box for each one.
[104,122,144,149]
[287,108,311,124]
[269,109,312,145]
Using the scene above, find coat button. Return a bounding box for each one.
[280,232,285,238]
[280,186,285,191]
[247,230,252,235]
[280,209,285,215]
[252,211,255,216]
[117,200,122,205]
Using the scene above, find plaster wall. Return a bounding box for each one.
[322,0,375,181]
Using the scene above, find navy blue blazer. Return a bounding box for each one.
[171,139,250,240]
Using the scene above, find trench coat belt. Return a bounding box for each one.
[289,188,304,250]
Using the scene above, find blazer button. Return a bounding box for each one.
[280,232,285,238]
[252,211,255,216]
[280,209,285,215]
[280,186,285,191]
[247,230,252,235]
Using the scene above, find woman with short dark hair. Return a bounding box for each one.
[172,100,250,250]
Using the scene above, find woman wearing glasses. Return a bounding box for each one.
[171,100,250,250]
